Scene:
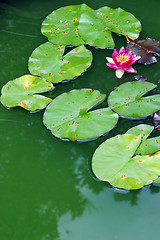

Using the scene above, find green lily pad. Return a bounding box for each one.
[28,43,93,83]
[126,124,154,140]
[0,75,54,111]
[136,137,160,155]
[126,124,160,155]
[41,4,92,46]
[43,89,119,141]
[79,6,141,49]
[154,177,160,183]
[92,134,160,190]
[108,81,160,118]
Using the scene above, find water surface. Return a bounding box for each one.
[0,0,160,239]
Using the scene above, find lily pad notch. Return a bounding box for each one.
[43,89,119,141]
[28,43,93,83]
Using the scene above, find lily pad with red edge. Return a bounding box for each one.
[0,75,54,111]
[28,43,93,83]
[92,133,160,190]
[78,6,141,49]
[41,4,92,46]
[126,38,160,65]
[43,89,119,141]
[108,81,160,119]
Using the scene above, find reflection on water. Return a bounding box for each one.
[0,0,160,239]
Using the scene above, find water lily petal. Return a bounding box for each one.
[126,49,132,56]
[115,69,125,78]
[107,63,119,69]
[119,47,125,54]
[106,57,115,63]
[123,66,135,73]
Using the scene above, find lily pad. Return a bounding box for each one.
[79,6,141,49]
[0,75,54,111]
[108,81,160,118]
[136,137,160,155]
[28,43,93,83]
[92,134,160,190]
[126,124,160,155]
[41,4,92,46]
[126,124,154,140]
[43,89,119,141]
[126,38,160,65]
[154,177,160,183]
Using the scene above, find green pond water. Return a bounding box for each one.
[0,0,160,239]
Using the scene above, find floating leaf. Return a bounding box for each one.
[126,124,160,155]
[43,89,118,141]
[0,75,54,111]
[41,4,92,46]
[136,137,160,155]
[126,124,154,140]
[154,177,160,183]
[108,81,160,118]
[79,6,141,49]
[28,43,93,83]
[92,134,160,190]
[126,38,160,65]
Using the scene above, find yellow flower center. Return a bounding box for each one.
[116,54,130,63]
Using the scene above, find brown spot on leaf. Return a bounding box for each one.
[121,174,125,179]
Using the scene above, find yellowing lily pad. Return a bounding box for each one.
[41,4,92,46]
[43,89,119,141]
[28,43,93,83]
[108,81,160,118]
[92,134,160,190]
[79,6,141,49]
[0,75,54,111]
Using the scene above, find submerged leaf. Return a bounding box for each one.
[79,6,141,49]
[126,38,160,65]
[108,81,160,118]
[43,89,118,141]
[92,133,160,190]
[0,75,54,111]
[41,4,92,46]
[28,43,93,83]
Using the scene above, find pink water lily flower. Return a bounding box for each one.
[106,47,141,78]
